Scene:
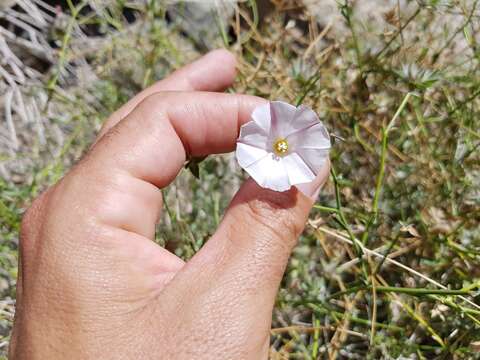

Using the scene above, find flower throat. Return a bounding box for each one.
[273,138,289,155]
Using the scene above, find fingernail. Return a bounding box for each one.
[296,160,330,200]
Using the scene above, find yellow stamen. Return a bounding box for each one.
[273,138,289,155]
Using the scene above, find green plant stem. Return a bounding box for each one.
[375,7,421,59]
[313,205,339,213]
[374,93,412,214]
[330,168,358,250]
[307,303,404,332]
[328,285,470,298]
[47,0,87,93]
[362,92,413,246]
[295,73,321,106]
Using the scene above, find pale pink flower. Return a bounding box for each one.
[236,101,331,192]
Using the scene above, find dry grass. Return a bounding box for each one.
[1,0,480,358]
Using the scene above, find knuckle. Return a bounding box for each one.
[19,189,51,252]
[223,209,295,288]
[244,190,304,241]
[137,93,168,122]
[21,194,44,226]
[97,122,123,145]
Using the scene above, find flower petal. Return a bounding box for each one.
[236,101,332,193]
[238,121,268,149]
[287,122,331,150]
[282,152,316,185]
[286,105,320,136]
[270,101,297,138]
[236,142,269,168]
[251,103,271,133]
[244,154,291,192]
[295,148,330,174]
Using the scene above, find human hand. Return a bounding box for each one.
[10,49,330,359]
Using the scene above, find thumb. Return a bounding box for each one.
[204,162,330,298]
[158,162,329,357]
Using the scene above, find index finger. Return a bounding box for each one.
[89,91,266,188]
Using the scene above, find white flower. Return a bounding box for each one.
[236,101,331,192]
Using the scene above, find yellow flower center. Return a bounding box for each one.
[273,138,289,155]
